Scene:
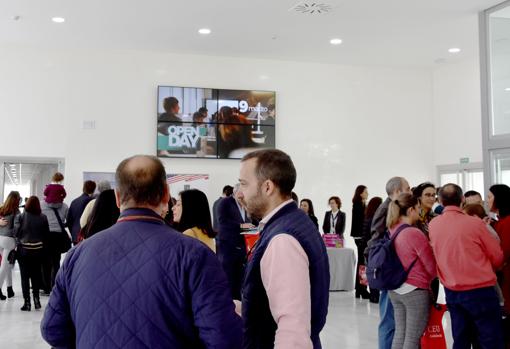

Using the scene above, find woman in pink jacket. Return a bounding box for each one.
[387,192,437,349]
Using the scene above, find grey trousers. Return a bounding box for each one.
[389,289,430,349]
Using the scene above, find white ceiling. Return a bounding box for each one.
[0,0,507,68]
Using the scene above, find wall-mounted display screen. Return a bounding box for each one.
[157,86,275,159]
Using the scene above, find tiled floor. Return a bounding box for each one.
[0,267,453,348]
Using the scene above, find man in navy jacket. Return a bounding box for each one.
[41,155,242,349]
[66,180,96,244]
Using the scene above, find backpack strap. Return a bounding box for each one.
[391,223,419,273]
[390,223,411,241]
[51,207,66,234]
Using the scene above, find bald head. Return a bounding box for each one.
[115,155,168,209]
[439,183,463,207]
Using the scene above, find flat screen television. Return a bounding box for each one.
[157,86,275,159]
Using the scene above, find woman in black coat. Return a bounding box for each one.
[14,196,49,311]
[351,185,370,299]
[322,196,346,238]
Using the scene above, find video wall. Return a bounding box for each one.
[157,86,276,159]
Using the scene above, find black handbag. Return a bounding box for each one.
[7,249,16,264]
[51,208,72,253]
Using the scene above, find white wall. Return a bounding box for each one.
[0,46,434,233]
[432,58,483,167]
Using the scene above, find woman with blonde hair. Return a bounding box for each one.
[387,193,436,349]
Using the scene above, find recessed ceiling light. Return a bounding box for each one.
[505,87,510,92]
[52,17,65,23]
[448,47,461,53]
[198,28,211,35]
[330,38,342,45]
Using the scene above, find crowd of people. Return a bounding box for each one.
[1,150,510,348]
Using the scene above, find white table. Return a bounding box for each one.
[326,247,357,291]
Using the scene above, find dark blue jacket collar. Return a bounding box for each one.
[119,208,165,223]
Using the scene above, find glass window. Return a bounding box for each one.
[489,7,510,136]
[440,173,462,187]
[491,150,510,185]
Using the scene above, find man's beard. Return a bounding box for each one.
[241,187,267,221]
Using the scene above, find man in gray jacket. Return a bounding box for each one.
[368,176,410,349]
[41,201,68,293]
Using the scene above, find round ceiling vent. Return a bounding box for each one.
[290,2,332,14]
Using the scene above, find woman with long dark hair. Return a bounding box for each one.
[0,191,21,300]
[488,184,510,322]
[81,189,120,240]
[299,198,319,229]
[14,196,49,311]
[351,185,370,299]
[173,189,216,252]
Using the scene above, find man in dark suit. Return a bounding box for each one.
[66,180,96,244]
[212,185,233,231]
[217,184,254,300]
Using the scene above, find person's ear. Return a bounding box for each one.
[262,180,275,196]
[114,189,121,209]
[162,184,170,206]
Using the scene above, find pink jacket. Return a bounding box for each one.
[389,222,437,289]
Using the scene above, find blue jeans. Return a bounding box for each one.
[378,290,395,349]
[445,287,503,349]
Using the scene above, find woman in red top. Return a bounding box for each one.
[387,193,437,349]
[489,184,510,316]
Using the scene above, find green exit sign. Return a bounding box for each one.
[460,157,470,164]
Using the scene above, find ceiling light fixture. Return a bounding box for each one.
[52,17,65,23]
[198,28,211,35]
[448,47,461,53]
[330,38,342,45]
[505,87,510,92]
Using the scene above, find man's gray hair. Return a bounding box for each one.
[386,177,405,196]
[97,180,112,193]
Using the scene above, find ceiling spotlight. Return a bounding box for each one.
[330,38,342,45]
[198,28,211,35]
[448,47,461,53]
[52,17,65,23]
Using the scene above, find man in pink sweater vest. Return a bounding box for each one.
[429,183,504,349]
